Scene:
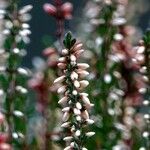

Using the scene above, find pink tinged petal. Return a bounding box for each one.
[57,85,66,94]
[82,96,91,106]
[80,80,89,88]
[43,3,57,16]
[62,107,70,112]
[77,63,89,69]
[54,75,65,84]
[58,96,68,105]
[73,43,83,51]
[82,110,89,120]
[63,112,70,122]
[77,70,89,78]
[57,63,66,69]
[75,49,84,57]
[63,136,73,141]
[61,122,70,128]
[61,2,73,19]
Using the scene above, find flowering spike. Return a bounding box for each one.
[54,32,94,149]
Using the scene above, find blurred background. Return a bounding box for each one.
[20,0,150,68]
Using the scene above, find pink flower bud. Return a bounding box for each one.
[43,3,57,16]
[61,2,73,19]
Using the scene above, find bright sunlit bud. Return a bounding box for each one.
[62,49,69,55]
[72,90,78,95]
[86,119,94,125]
[61,122,70,128]
[76,102,82,110]
[82,148,88,150]
[86,132,95,137]
[63,136,73,141]
[73,108,81,115]
[57,86,66,94]
[74,80,80,88]
[77,63,89,69]
[71,71,78,80]
[59,57,66,62]
[75,130,81,137]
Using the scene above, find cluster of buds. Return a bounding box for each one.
[138,30,150,150]
[0,1,32,148]
[54,32,94,150]
[43,0,73,38]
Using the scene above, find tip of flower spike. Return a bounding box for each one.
[63,32,76,49]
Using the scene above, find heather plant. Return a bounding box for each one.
[0,0,32,149]
[0,0,149,150]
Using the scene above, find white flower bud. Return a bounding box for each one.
[74,80,80,88]
[76,115,81,121]
[75,130,81,137]
[64,146,71,150]
[77,63,89,69]
[72,90,78,95]
[79,93,89,97]
[80,80,89,88]
[86,119,94,124]
[59,57,66,62]
[58,96,68,105]
[86,132,95,137]
[62,49,68,55]
[82,148,88,150]
[77,70,89,78]
[63,136,73,141]
[16,86,28,94]
[73,108,81,115]
[62,107,70,112]
[63,112,70,122]
[82,96,91,106]
[61,122,70,128]
[54,75,65,84]
[57,86,66,94]
[71,71,78,80]
[76,102,82,110]
[70,54,76,62]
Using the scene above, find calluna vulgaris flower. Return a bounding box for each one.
[54,32,94,150]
